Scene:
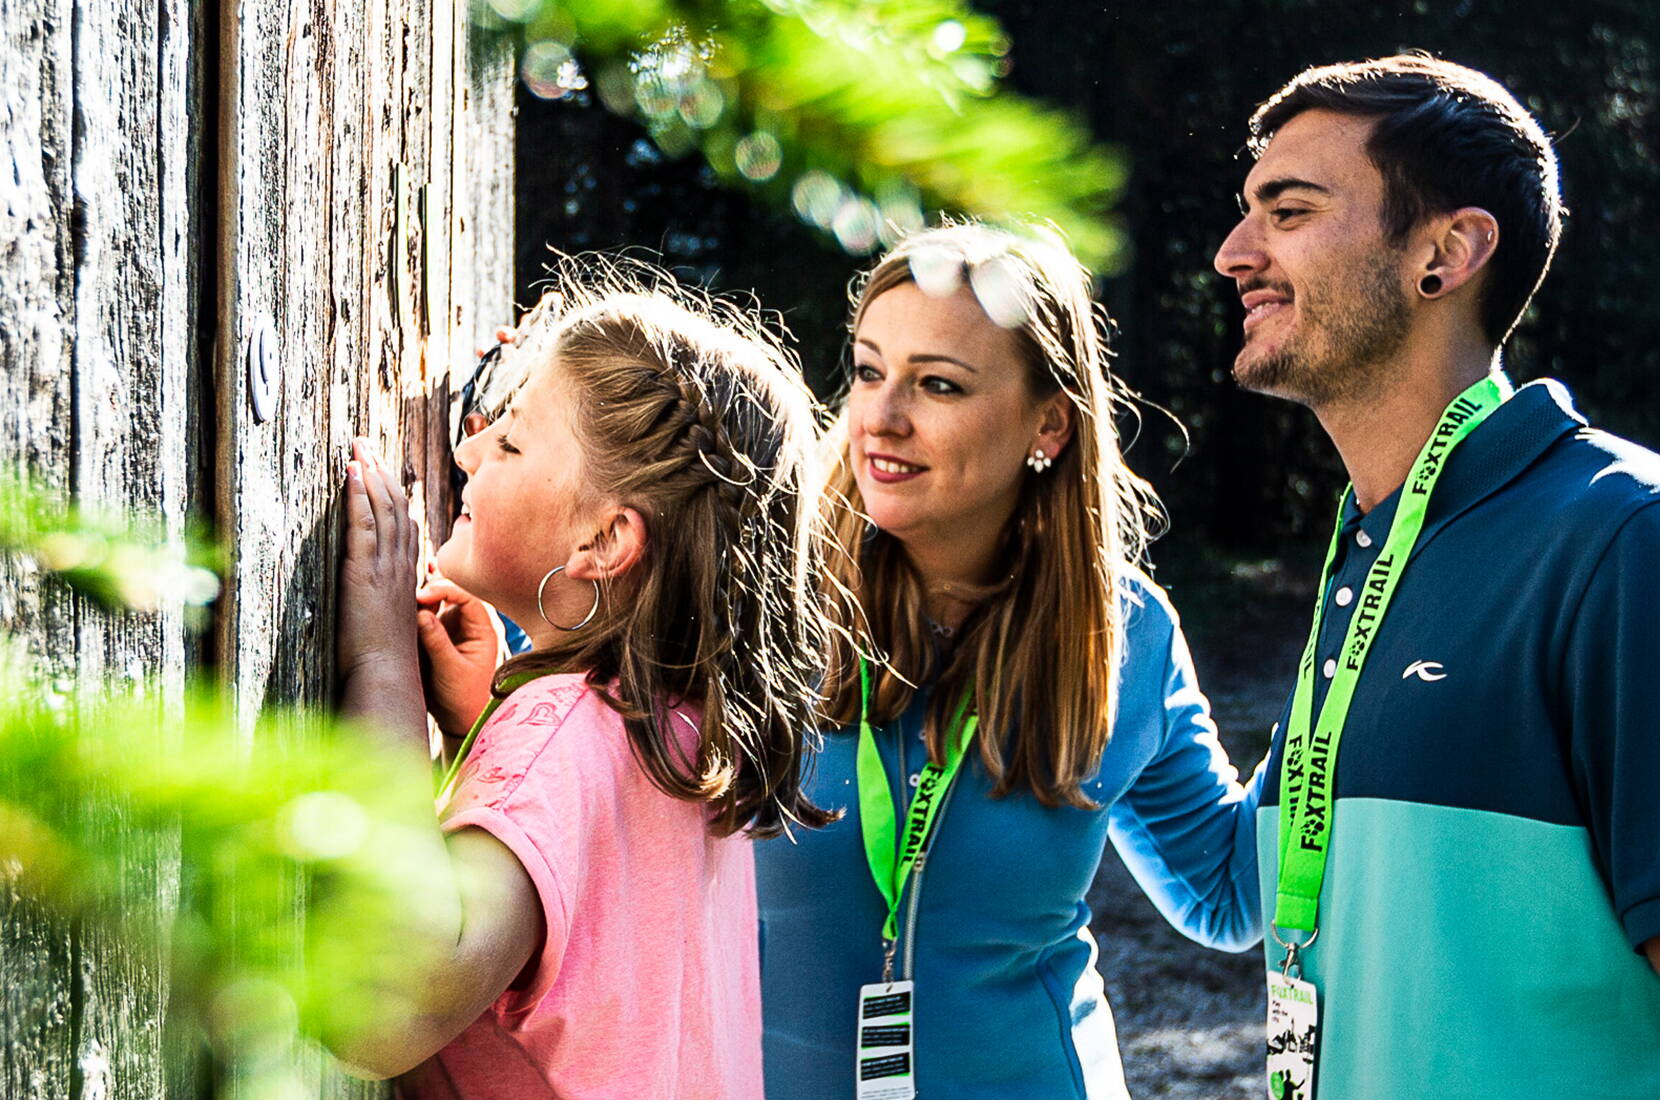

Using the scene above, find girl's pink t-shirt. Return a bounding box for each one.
[396,674,763,1099]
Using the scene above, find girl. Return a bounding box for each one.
[333,266,833,1097]
[755,224,1264,1098]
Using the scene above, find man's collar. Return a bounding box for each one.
[1338,377,1582,555]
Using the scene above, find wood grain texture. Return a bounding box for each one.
[66,0,194,1086]
[1,1,88,1097]
[213,0,514,1091]
[2,0,512,1091]
[3,0,200,1089]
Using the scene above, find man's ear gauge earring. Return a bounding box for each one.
[1419,274,1444,297]
[1026,448,1052,473]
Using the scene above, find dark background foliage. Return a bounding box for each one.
[517,0,1659,553]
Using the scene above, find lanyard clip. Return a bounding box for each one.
[881,937,898,985]
[1279,941,1303,980]
[1270,923,1318,980]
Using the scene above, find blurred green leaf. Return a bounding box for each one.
[0,640,454,1090]
[0,476,221,620]
[485,0,1126,269]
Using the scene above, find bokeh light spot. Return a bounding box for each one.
[277,791,369,862]
[832,197,881,254]
[521,41,588,100]
[678,81,726,129]
[931,20,967,55]
[791,171,845,229]
[735,132,783,181]
[488,0,542,21]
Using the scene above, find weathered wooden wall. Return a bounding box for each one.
[0,0,515,1092]
[217,0,515,726]
[2,0,200,1094]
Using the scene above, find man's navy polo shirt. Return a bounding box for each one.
[1257,377,1660,1097]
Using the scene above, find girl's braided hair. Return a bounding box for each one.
[490,256,835,837]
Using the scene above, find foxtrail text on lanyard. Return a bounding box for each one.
[1273,373,1512,963]
[855,658,977,980]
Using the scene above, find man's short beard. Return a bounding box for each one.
[1234,261,1411,408]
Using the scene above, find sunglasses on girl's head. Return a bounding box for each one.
[448,342,510,505]
[452,343,507,452]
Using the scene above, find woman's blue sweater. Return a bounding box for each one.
[755,573,1265,1098]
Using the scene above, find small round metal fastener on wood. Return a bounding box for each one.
[247,317,277,423]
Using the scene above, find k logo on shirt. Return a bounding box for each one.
[1401,660,1447,682]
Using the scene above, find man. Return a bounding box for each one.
[1214,55,1660,1097]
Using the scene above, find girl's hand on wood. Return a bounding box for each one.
[338,438,421,684]
[415,575,501,738]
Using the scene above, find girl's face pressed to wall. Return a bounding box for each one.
[438,359,596,624]
[848,281,1046,557]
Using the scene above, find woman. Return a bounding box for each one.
[755,224,1264,1098]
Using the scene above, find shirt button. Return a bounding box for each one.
[1334,586,1354,607]
[1322,658,1337,679]
[909,773,920,787]
[1355,530,1374,549]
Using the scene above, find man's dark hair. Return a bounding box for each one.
[1250,53,1564,345]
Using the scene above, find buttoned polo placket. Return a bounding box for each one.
[1309,493,1398,714]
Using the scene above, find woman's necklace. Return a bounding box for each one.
[923,615,956,639]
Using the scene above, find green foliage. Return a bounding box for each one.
[0,476,220,622]
[481,0,1126,269]
[0,482,452,1091]
[0,666,448,1087]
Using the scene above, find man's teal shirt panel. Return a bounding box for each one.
[1258,800,1660,1097]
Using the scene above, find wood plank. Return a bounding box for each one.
[67,0,195,1087]
[0,0,83,1095]
[459,14,516,335]
[5,0,509,1092]
[209,2,512,1093]
[214,3,322,1089]
[443,12,517,551]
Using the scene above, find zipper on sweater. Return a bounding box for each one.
[902,771,960,981]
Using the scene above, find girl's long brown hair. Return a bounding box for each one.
[822,223,1161,808]
[490,259,834,837]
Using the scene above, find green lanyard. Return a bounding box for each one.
[436,669,547,806]
[855,659,978,951]
[1274,375,1511,946]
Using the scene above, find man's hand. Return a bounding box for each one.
[1644,937,1660,978]
[416,575,501,738]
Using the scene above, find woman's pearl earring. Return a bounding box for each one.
[1026,447,1052,473]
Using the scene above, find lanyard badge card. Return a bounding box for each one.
[856,982,915,1100]
[1265,945,1319,1100]
[1265,375,1510,1100]
[853,660,976,1100]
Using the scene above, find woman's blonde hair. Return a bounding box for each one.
[490,257,834,837]
[822,223,1160,808]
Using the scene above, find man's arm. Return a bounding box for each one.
[1561,500,1660,969]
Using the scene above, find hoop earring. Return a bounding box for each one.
[537,565,601,631]
[1025,447,1052,473]
[1419,274,1443,297]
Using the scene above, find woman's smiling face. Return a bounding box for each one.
[847,280,1059,556]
